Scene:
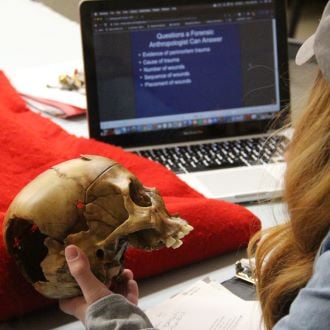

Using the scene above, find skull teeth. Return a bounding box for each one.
[182,224,194,235]
[172,240,183,249]
[164,237,183,249]
[165,237,176,248]
[177,231,185,239]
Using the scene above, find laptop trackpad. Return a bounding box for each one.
[180,166,283,202]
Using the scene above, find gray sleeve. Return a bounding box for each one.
[85,294,156,330]
[273,251,330,330]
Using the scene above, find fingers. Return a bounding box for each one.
[115,269,139,305]
[121,269,134,281]
[65,245,111,305]
[125,277,139,305]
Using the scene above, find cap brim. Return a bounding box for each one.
[295,34,316,65]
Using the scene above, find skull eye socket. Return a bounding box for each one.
[129,180,152,207]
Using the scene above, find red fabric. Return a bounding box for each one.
[0,71,260,320]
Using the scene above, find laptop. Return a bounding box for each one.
[80,0,290,203]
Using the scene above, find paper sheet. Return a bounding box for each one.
[4,61,86,110]
[145,279,264,330]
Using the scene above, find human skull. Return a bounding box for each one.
[3,155,193,299]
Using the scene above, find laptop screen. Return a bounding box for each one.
[80,0,289,147]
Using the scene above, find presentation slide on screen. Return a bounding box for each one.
[131,24,244,118]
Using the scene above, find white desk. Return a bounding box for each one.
[0,1,315,329]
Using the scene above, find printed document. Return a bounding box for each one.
[145,279,264,330]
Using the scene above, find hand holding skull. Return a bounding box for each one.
[4,155,193,299]
[59,245,139,323]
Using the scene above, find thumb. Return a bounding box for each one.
[65,245,111,305]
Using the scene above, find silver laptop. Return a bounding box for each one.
[80,0,290,203]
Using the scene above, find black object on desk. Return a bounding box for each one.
[221,258,257,301]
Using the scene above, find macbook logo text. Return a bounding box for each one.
[183,129,204,136]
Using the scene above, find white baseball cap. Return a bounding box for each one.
[295,0,330,81]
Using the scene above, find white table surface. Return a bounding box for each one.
[0,1,311,329]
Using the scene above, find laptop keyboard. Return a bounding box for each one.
[135,135,288,174]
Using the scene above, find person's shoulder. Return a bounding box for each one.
[313,230,330,270]
[319,229,330,255]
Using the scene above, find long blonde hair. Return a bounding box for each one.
[248,71,330,329]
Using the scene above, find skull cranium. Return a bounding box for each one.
[3,155,193,299]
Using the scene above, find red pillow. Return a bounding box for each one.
[0,72,260,320]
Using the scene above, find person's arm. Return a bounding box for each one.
[85,294,155,330]
[273,251,330,329]
[59,245,156,330]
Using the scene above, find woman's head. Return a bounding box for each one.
[248,2,330,329]
[284,72,330,252]
[285,0,330,253]
[251,71,330,329]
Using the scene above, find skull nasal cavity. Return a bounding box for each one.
[96,249,104,259]
[129,181,152,207]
